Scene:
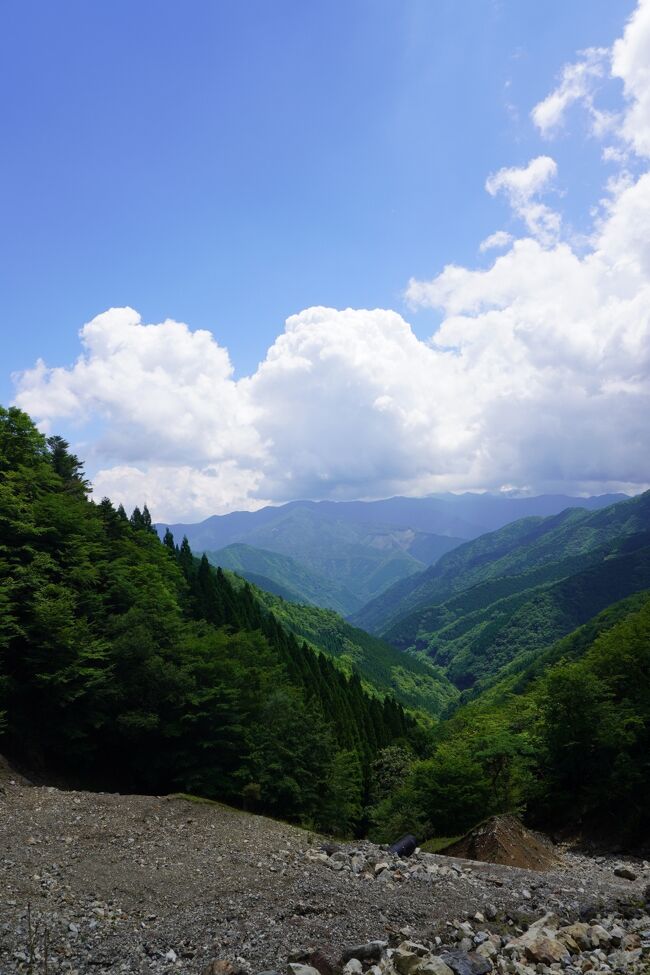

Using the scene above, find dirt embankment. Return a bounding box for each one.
[440,816,558,871]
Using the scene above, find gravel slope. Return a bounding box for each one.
[1,772,648,974]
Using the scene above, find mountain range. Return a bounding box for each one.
[158,492,623,615]
[352,489,650,696]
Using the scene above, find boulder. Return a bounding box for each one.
[558,924,591,952]
[415,958,455,975]
[438,950,493,975]
[522,937,571,966]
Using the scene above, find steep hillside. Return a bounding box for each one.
[160,505,456,608]
[245,582,459,716]
[353,491,650,635]
[385,533,650,690]
[371,591,650,843]
[206,542,361,615]
[0,406,416,836]
[473,588,650,706]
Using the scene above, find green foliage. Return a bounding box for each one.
[0,406,417,834]
[356,486,650,703]
[317,749,364,837]
[240,581,458,717]
[371,592,650,845]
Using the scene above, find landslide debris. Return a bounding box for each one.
[439,816,558,872]
[1,773,649,974]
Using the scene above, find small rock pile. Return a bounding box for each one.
[208,904,650,975]
[303,842,471,887]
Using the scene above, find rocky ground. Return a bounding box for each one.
[1,770,649,975]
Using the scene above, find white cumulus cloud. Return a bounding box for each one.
[485,156,560,244]
[479,231,513,253]
[531,47,610,137]
[612,0,650,157]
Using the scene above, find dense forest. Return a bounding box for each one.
[1,405,649,845]
[370,591,650,844]
[0,406,417,836]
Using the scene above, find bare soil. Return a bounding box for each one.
[440,816,558,871]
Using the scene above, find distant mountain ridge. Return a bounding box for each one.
[351,490,650,696]
[157,492,624,614]
[351,491,648,635]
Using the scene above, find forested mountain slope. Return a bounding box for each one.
[371,590,650,843]
[353,491,650,635]
[238,580,459,716]
[207,542,359,615]
[0,406,417,835]
[384,531,650,691]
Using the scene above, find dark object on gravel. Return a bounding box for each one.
[439,951,493,975]
[340,941,387,964]
[389,834,417,857]
[614,866,638,881]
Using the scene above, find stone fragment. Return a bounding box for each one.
[351,854,366,875]
[587,924,611,949]
[296,948,338,975]
[476,943,497,961]
[558,925,591,952]
[393,943,431,975]
[287,966,322,975]
[439,950,493,975]
[522,937,571,967]
[415,957,455,975]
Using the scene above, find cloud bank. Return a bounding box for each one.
[13,1,650,521]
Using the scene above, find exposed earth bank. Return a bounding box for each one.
[1,771,649,974]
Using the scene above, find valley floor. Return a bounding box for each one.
[1,770,649,974]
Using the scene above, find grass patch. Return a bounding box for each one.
[166,792,225,807]
[420,835,462,853]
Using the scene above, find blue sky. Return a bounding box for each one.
[4,0,650,519]
[1,0,633,393]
